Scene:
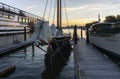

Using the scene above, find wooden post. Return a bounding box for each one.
[24,27,27,58]
[24,27,26,41]
[81,27,83,38]
[86,27,89,44]
[73,25,77,44]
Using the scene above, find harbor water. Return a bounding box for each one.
[0,45,74,79]
[0,28,119,79]
[0,29,82,79]
[63,28,86,38]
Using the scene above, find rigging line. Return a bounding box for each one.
[48,0,52,21]
[63,0,69,26]
[63,0,70,33]
[52,0,56,24]
[43,0,49,20]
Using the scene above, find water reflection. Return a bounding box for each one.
[42,40,72,79]
[63,28,86,39]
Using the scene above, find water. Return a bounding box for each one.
[0,46,45,79]
[0,45,74,79]
[0,28,86,46]
[63,28,86,39]
[0,28,85,79]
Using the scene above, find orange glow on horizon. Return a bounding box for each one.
[49,18,100,27]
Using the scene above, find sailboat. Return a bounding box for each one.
[31,0,71,45]
[52,0,71,42]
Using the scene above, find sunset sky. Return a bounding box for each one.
[0,0,120,26]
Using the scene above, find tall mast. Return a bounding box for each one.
[57,0,62,34]
[57,0,60,29]
[57,0,62,29]
[60,0,62,28]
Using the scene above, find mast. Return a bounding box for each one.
[57,0,62,34]
[60,0,62,28]
[57,0,60,29]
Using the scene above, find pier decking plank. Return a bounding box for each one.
[75,38,120,79]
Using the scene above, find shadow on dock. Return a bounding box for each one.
[42,40,72,79]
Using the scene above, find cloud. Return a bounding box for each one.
[25,6,39,10]
[64,2,120,12]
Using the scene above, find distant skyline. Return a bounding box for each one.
[0,0,120,26]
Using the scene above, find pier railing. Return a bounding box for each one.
[0,27,30,35]
[0,2,44,23]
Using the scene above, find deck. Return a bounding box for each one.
[74,38,120,79]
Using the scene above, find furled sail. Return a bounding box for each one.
[50,24,57,37]
[29,20,52,44]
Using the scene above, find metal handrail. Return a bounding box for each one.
[0,2,43,20]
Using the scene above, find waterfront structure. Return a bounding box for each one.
[0,2,43,34]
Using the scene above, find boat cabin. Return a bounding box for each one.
[89,23,120,36]
[113,22,120,28]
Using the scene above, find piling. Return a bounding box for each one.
[86,27,89,44]
[24,27,26,41]
[73,25,77,44]
[80,27,83,38]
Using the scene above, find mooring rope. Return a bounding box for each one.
[63,0,71,33]
[52,0,56,24]
[63,0,69,26]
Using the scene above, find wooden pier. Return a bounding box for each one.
[74,38,120,79]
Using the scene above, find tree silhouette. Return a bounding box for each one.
[116,15,120,22]
[104,15,117,23]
